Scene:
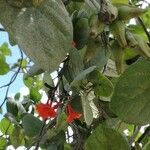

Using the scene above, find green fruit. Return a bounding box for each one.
[83,38,100,64]
[110,20,127,48]
[89,14,104,38]
[115,4,147,20]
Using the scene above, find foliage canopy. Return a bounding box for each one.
[0,0,150,149]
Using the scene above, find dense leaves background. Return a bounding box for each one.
[0,0,150,149]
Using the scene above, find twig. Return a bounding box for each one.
[129,0,150,43]
[137,17,150,43]
[34,120,47,150]
[0,50,23,89]
[0,49,23,108]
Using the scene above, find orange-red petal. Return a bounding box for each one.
[66,104,82,123]
[36,103,56,119]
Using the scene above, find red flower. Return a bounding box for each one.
[72,41,76,48]
[66,104,82,123]
[36,103,56,119]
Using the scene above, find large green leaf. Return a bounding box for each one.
[88,69,114,97]
[22,114,43,137]
[85,125,130,150]
[0,0,73,73]
[0,1,20,45]
[67,0,99,16]
[110,59,150,125]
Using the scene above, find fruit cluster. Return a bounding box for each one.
[72,1,150,74]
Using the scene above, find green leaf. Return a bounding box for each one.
[143,141,150,150]
[0,55,10,75]
[84,38,110,70]
[25,64,44,77]
[10,126,25,148]
[14,92,21,101]
[73,18,89,50]
[81,92,93,125]
[55,112,67,132]
[135,142,142,150]
[85,47,110,70]
[47,144,57,150]
[22,114,44,137]
[88,70,114,97]
[141,9,150,28]
[12,0,72,72]
[0,118,14,135]
[110,59,150,125]
[6,98,18,117]
[23,76,34,88]
[128,25,148,40]
[0,0,73,72]
[4,112,20,126]
[71,66,96,87]
[112,0,128,4]
[24,75,43,89]
[70,95,83,113]
[0,43,11,56]
[64,143,72,150]
[85,125,130,150]
[83,0,100,15]
[47,131,66,149]
[64,48,84,83]
[19,58,28,68]
[29,87,41,102]
[0,137,7,149]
